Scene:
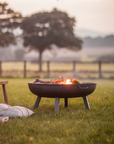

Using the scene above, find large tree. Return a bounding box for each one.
[21,8,82,71]
[0,2,22,47]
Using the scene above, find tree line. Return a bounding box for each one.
[83,35,114,48]
[0,2,82,71]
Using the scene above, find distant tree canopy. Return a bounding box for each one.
[21,8,82,71]
[0,2,22,47]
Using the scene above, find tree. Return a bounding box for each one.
[14,48,25,61]
[0,2,22,47]
[21,8,82,72]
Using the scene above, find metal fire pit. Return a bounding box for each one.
[28,82,97,111]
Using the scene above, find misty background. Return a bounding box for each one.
[0,28,114,62]
[0,0,114,62]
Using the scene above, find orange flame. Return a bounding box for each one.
[64,79,72,84]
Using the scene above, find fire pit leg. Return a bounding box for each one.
[33,96,41,109]
[83,96,90,109]
[54,97,59,112]
[64,98,68,107]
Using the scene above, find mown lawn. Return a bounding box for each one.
[0,78,114,144]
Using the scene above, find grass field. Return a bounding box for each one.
[2,62,114,71]
[0,78,114,144]
[1,62,114,79]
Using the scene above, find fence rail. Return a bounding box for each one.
[0,60,114,79]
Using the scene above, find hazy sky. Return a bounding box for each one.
[1,0,114,34]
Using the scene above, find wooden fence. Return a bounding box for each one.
[0,60,114,78]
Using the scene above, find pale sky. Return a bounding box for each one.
[1,0,114,34]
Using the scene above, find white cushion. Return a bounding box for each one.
[0,104,34,118]
[0,103,11,112]
[12,106,34,117]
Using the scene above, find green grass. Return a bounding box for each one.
[0,78,114,144]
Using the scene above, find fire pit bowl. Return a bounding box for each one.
[28,82,97,111]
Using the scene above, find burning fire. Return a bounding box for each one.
[60,79,72,84]
[34,77,81,84]
[64,79,72,84]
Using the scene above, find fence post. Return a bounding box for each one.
[0,61,2,77]
[47,61,50,78]
[98,61,102,78]
[24,61,26,78]
[73,61,76,76]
